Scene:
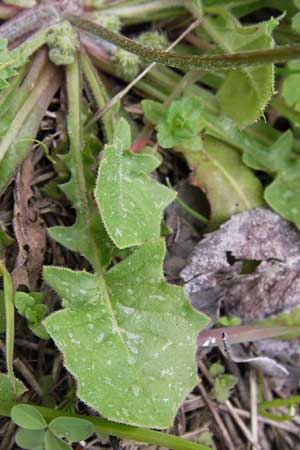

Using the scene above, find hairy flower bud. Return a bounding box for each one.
[113,48,141,81]
[47,21,78,66]
[91,13,122,32]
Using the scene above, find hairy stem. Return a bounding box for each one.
[72,16,300,70]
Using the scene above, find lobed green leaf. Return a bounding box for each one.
[44,240,209,428]
[95,118,176,248]
[203,12,277,125]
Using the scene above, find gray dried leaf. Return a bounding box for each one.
[181,208,300,319]
[181,207,300,374]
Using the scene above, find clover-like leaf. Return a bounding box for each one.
[15,428,45,450]
[44,240,209,428]
[11,405,47,430]
[203,13,277,125]
[45,430,71,450]
[49,417,94,442]
[95,119,176,249]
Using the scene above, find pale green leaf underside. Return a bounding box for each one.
[184,136,264,227]
[44,240,208,428]
[95,119,176,249]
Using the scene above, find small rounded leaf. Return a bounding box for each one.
[49,417,94,442]
[45,430,72,450]
[11,405,47,430]
[16,428,45,450]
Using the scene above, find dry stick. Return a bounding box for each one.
[218,405,300,435]
[198,380,236,450]
[84,16,202,128]
[250,370,259,449]
[198,360,257,447]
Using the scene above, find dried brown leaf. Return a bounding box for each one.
[12,152,46,291]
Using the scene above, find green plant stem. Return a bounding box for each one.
[72,16,300,71]
[80,50,115,141]
[66,57,90,221]
[166,178,208,224]
[0,261,16,392]
[66,54,105,273]
[0,403,210,450]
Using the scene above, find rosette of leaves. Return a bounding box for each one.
[43,59,209,428]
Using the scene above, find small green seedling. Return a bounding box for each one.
[208,363,237,403]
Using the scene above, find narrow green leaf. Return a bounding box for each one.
[0,62,61,195]
[183,136,264,227]
[0,291,5,333]
[0,38,18,91]
[243,130,294,174]
[0,373,26,411]
[44,240,209,428]
[49,417,94,442]
[11,404,47,430]
[15,428,45,450]
[45,430,71,450]
[258,396,300,422]
[0,261,16,391]
[264,169,300,227]
[96,118,176,248]
[203,13,277,125]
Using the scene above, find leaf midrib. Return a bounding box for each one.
[202,148,252,209]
